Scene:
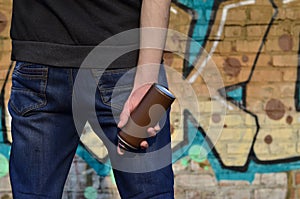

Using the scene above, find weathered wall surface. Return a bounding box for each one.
[1,0,300,198]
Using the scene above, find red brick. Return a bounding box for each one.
[295,172,300,185]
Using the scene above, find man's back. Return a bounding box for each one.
[10,0,142,67]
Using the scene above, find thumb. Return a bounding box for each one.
[118,106,130,128]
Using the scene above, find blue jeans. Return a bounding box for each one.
[8,61,174,199]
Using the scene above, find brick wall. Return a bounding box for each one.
[1,0,300,198]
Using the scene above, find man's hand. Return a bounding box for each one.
[117,0,171,155]
[117,83,161,152]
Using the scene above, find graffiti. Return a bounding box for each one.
[174,0,218,77]
[0,61,13,179]
[169,0,300,182]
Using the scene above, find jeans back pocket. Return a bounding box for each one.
[92,68,135,112]
[9,62,48,116]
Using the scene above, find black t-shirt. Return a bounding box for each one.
[10,0,142,68]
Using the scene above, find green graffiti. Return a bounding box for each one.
[188,145,207,163]
[83,186,97,199]
[110,169,116,185]
[0,153,9,178]
[180,157,189,166]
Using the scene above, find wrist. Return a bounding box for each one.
[133,63,160,87]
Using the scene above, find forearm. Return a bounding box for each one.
[118,0,172,148]
[134,0,171,87]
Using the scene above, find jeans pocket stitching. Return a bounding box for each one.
[14,68,48,80]
[10,67,48,116]
[99,90,123,111]
[99,86,132,111]
[14,61,48,79]
[9,91,47,116]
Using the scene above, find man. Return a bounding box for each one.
[9,0,174,198]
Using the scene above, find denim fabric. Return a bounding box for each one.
[8,61,174,199]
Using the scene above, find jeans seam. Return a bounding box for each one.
[70,68,74,86]
[92,67,134,75]
[10,93,47,116]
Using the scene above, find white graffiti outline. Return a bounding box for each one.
[283,0,296,4]
[187,0,256,111]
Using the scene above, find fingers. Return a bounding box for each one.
[147,123,160,137]
[118,112,128,129]
[119,123,159,152]
[118,84,155,129]
[154,123,161,131]
[141,125,159,149]
[147,127,157,137]
[117,140,149,155]
[117,144,125,155]
[140,141,149,149]
[141,123,160,149]
[118,116,160,152]
[117,102,131,128]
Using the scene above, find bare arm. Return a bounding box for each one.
[117,0,171,152]
[133,0,172,88]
